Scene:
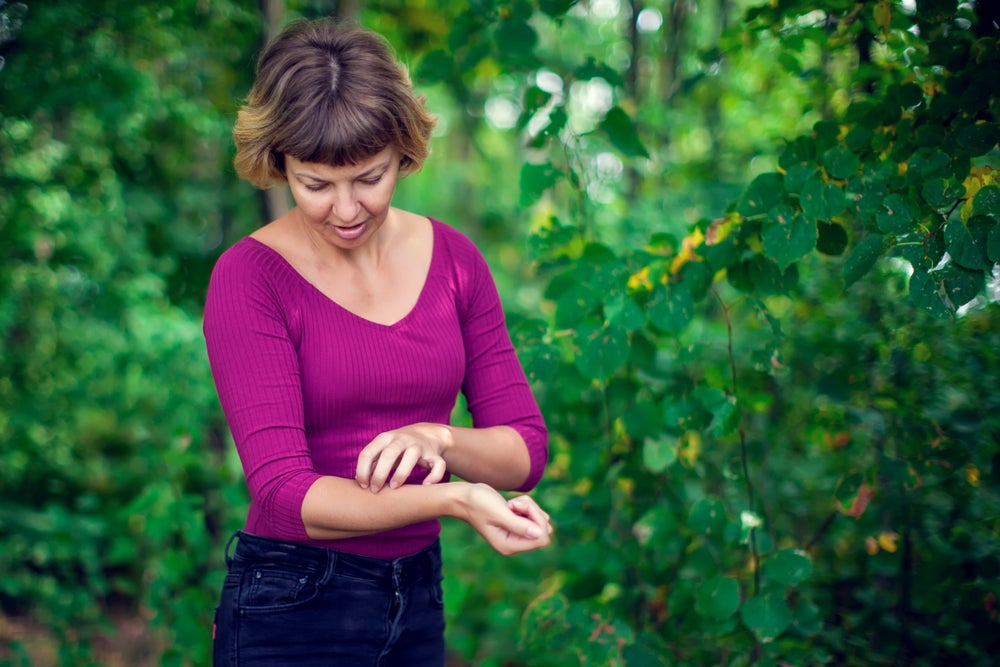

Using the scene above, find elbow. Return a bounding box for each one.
[513,422,548,493]
[252,471,320,542]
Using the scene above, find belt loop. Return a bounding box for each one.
[322,546,338,585]
[224,530,240,569]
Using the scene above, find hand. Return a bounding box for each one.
[356,423,450,493]
[459,483,553,556]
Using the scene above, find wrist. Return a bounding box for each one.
[435,423,456,460]
[440,481,475,523]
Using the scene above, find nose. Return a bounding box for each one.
[331,187,361,222]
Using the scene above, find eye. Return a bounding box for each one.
[304,183,327,192]
[359,174,384,186]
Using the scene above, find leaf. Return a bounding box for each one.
[693,386,740,437]
[792,599,824,636]
[494,19,539,68]
[908,149,952,181]
[800,177,847,220]
[642,435,677,474]
[762,208,817,270]
[955,122,1000,157]
[783,164,817,195]
[944,218,990,270]
[835,473,864,513]
[604,290,645,332]
[538,0,578,18]
[873,0,892,34]
[554,282,599,328]
[897,82,924,108]
[511,319,559,385]
[599,106,649,159]
[575,321,630,380]
[974,184,1000,218]
[921,178,965,209]
[518,162,562,207]
[876,194,916,235]
[822,147,860,180]
[622,643,669,667]
[765,549,813,585]
[989,223,1000,263]
[816,222,848,255]
[647,283,695,335]
[737,172,785,217]
[695,576,741,620]
[415,49,454,84]
[908,269,951,318]
[687,497,728,537]
[938,263,985,308]
[844,235,886,288]
[741,592,793,642]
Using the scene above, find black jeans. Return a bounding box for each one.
[213,531,446,666]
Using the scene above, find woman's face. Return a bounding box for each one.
[285,146,401,250]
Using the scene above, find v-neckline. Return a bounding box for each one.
[244,219,437,330]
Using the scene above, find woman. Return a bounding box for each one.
[203,18,551,667]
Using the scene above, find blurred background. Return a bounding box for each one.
[1,0,998,665]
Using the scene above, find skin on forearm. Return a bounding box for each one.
[301,475,465,541]
[439,424,532,490]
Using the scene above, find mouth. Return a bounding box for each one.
[331,221,367,240]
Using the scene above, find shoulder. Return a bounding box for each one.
[213,237,283,277]
[430,218,489,270]
[208,237,297,303]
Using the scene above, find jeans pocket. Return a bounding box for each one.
[240,567,320,612]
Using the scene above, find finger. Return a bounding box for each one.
[507,497,552,535]
[368,448,402,493]
[387,448,422,490]
[356,433,391,488]
[504,505,548,540]
[421,457,448,485]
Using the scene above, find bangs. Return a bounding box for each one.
[278,93,400,167]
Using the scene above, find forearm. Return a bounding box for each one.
[441,424,532,490]
[303,475,553,556]
[301,475,466,541]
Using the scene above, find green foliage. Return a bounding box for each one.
[426,0,1000,665]
[2,1,998,666]
[1,0,255,663]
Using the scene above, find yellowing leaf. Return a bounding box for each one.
[670,228,705,275]
[705,213,741,246]
[874,1,892,35]
[678,430,702,467]
[967,464,980,486]
[961,166,999,221]
[627,266,653,291]
[877,531,899,553]
[865,536,879,555]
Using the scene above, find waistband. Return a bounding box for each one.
[225,531,441,584]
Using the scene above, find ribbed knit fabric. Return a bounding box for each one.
[203,219,547,559]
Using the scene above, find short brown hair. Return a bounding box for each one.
[233,20,437,189]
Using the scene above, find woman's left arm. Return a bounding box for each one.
[356,228,548,494]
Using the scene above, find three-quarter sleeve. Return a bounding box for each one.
[202,244,320,541]
[452,234,549,491]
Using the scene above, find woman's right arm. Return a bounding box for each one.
[301,477,551,555]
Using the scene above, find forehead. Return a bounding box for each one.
[287,146,398,178]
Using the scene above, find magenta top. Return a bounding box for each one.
[203,219,547,559]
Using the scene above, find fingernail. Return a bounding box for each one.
[526,526,541,539]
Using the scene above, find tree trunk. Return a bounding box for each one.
[259,0,291,223]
